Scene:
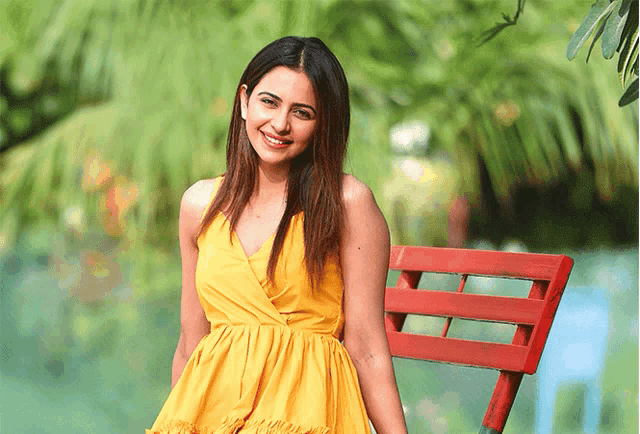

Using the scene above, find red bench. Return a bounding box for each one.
[385,246,574,434]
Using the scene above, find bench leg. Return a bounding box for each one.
[479,370,524,434]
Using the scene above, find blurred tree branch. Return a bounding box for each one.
[476,0,525,46]
[478,0,638,106]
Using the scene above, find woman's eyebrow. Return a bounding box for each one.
[257,91,317,115]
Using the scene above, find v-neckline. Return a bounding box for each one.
[221,213,276,260]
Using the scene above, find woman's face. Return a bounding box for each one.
[240,66,318,172]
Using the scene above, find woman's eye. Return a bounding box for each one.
[295,109,311,119]
[261,98,276,106]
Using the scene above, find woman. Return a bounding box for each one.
[147,36,407,434]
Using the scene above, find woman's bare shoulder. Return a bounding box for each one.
[341,174,376,209]
[180,178,219,221]
[341,173,389,240]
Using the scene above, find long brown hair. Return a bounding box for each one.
[198,37,350,288]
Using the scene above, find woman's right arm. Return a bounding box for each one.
[171,181,212,388]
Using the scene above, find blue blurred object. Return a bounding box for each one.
[535,286,610,434]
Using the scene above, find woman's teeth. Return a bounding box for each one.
[264,134,288,145]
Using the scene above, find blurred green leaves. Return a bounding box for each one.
[0,0,637,250]
[568,0,639,106]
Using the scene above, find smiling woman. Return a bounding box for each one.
[240,66,318,172]
[146,36,407,434]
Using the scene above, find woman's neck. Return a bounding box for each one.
[254,163,289,201]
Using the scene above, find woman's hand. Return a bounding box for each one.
[341,175,408,434]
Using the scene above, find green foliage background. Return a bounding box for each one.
[1,0,637,247]
[0,1,638,433]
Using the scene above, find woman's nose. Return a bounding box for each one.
[271,109,290,134]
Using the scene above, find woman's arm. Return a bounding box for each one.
[172,181,212,388]
[341,175,408,434]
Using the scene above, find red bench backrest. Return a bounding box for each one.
[385,246,574,433]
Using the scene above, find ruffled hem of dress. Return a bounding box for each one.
[146,417,329,434]
[145,419,214,434]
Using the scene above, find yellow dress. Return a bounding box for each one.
[147,178,371,434]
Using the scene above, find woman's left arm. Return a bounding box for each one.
[341,175,408,434]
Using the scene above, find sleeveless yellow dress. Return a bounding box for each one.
[147,178,371,434]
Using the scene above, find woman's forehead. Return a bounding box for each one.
[252,66,316,107]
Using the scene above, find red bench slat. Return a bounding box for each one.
[390,246,567,280]
[386,331,528,372]
[385,288,545,325]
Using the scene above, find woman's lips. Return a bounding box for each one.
[261,131,292,148]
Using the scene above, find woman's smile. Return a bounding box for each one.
[261,130,293,148]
